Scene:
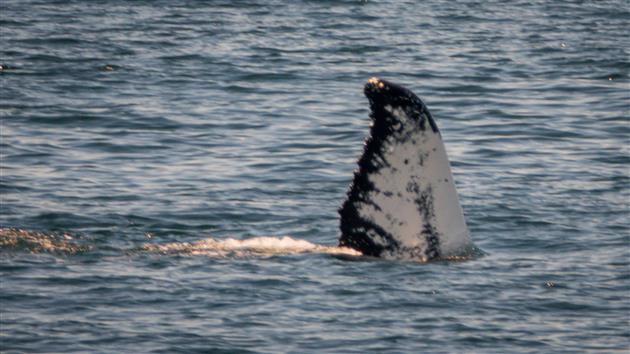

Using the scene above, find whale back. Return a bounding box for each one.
[338,78,471,261]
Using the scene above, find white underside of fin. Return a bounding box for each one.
[357,106,471,259]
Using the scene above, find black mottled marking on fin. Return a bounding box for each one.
[423,105,439,134]
[338,78,440,257]
[338,200,399,257]
[413,185,441,260]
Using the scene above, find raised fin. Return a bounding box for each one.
[339,78,471,261]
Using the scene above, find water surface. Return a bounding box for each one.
[1,1,629,353]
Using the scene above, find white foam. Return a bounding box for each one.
[0,228,89,254]
[142,236,362,258]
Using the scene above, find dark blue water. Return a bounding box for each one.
[1,1,629,352]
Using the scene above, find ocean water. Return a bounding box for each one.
[1,0,629,352]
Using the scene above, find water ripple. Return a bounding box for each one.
[1,0,628,352]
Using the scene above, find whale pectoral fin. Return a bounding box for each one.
[339,78,472,260]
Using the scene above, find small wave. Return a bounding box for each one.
[378,244,484,263]
[142,236,362,258]
[0,228,90,254]
[0,228,478,262]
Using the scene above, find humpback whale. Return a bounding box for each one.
[339,78,472,261]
